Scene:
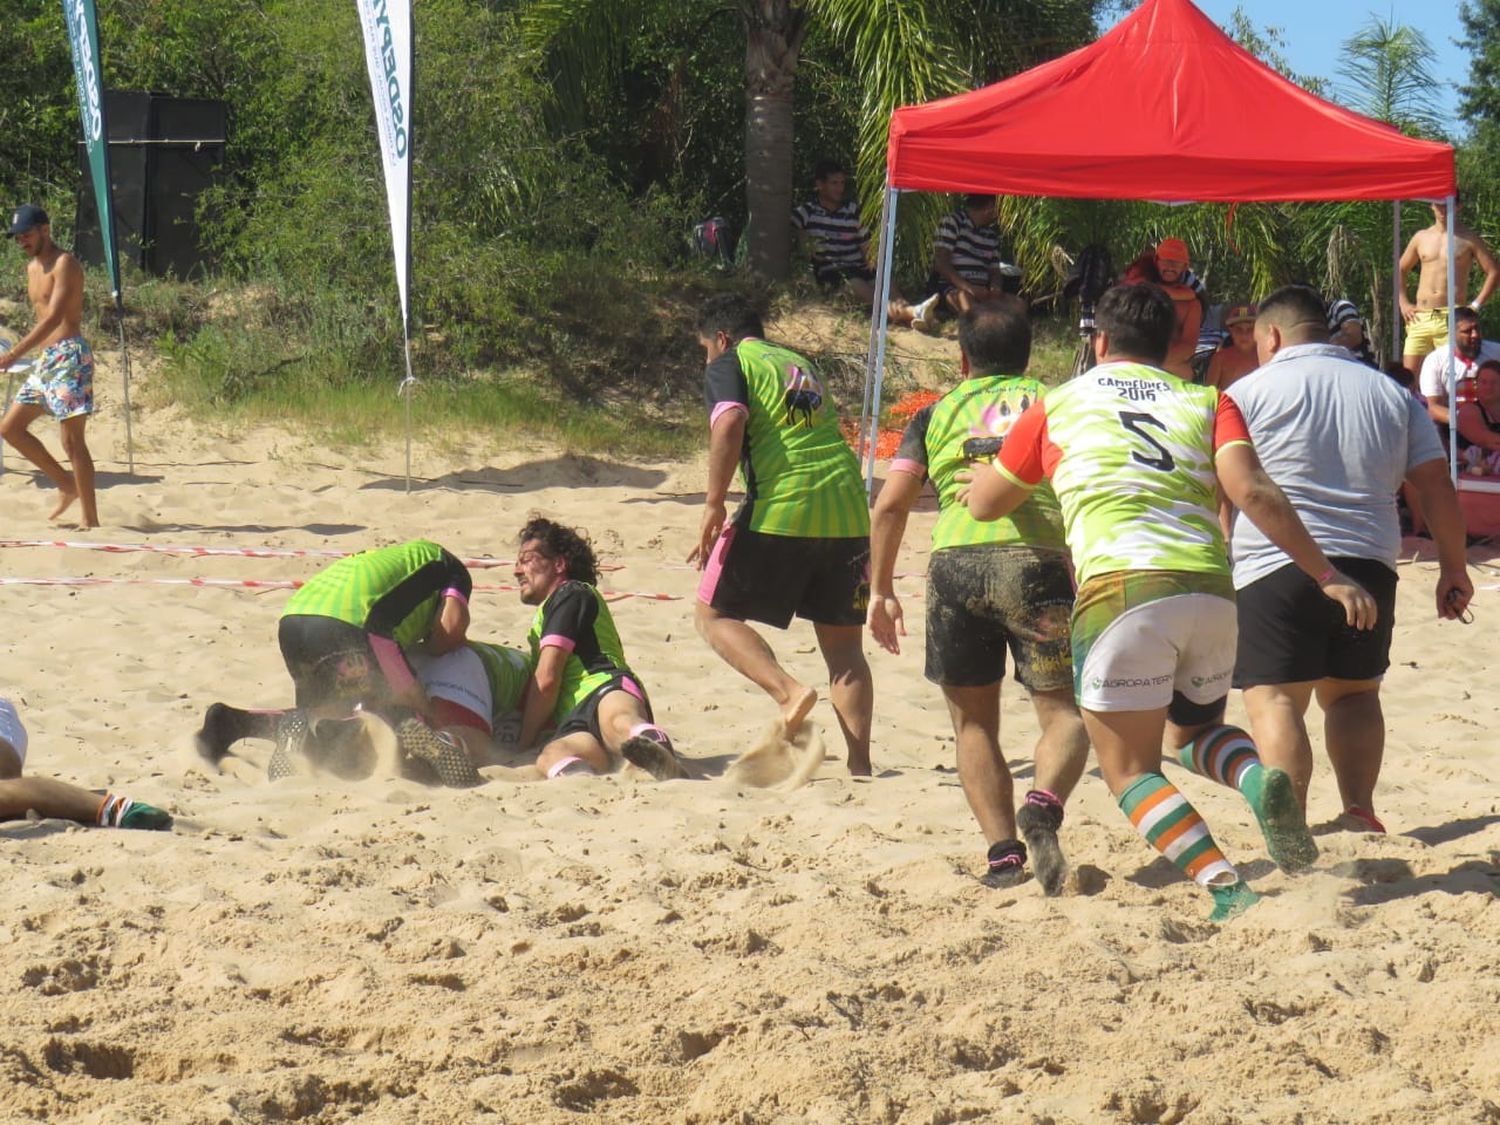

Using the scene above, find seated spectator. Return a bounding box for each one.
[1418,305,1500,436]
[1121,239,1205,379]
[1457,359,1500,473]
[792,158,931,327]
[1328,298,1379,367]
[924,194,1019,324]
[1206,303,1259,389]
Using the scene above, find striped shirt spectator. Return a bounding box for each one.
[792,197,871,277]
[934,204,1002,285]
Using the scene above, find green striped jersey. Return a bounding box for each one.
[891,375,1065,552]
[995,362,1250,584]
[527,580,634,721]
[470,642,532,719]
[704,338,869,538]
[282,539,471,649]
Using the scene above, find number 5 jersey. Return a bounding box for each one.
[992,361,1252,584]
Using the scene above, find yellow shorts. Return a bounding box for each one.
[1404,307,1451,359]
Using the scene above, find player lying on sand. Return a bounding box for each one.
[514,518,687,781]
[194,540,482,787]
[1,698,171,830]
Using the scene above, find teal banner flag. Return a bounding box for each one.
[62,0,120,298]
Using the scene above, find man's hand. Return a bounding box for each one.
[1399,296,1416,323]
[689,500,727,569]
[1319,571,1378,630]
[867,594,905,654]
[1437,568,1474,621]
[952,467,974,506]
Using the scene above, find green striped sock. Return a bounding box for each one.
[1118,772,1238,888]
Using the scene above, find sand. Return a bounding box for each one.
[1,345,1498,1125]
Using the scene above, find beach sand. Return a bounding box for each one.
[1,347,1497,1124]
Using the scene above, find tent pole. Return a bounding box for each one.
[862,185,900,499]
[1446,196,1459,484]
[1391,202,1402,363]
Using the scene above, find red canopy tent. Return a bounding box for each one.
[859,0,1461,483]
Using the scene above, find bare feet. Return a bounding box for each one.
[782,686,818,738]
[48,484,78,521]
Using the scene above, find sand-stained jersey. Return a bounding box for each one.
[527,581,635,721]
[470,642,533,720]
[704,338,869,539]
[282,539,471,649]
[891,375,1065,553]
[993,362,1251,584]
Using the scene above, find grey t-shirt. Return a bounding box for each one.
[1226,343,1445,588]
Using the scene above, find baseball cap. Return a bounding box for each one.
[1155,237,1189,264]
[8,204,49,236]
[1224,303,1257,326]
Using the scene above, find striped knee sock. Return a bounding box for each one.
[1177,724,1262,791]
[1118,772,1238,887]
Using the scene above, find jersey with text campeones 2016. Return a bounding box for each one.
[995,362,1249,585]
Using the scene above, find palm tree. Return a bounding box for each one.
[1337,16,1445,138]
[522,0,1101,279]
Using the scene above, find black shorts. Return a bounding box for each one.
[813,263,875,289]
[555,673,652,742]
[278,615,388,709]
[698,524,870,629]
[924,545,1074,690]
[1233,557,1398,687]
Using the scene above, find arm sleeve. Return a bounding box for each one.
[1212,392,1253,452]
[791,203,808,232]
[994,401,1049,487]
[704,350,750,427]
[365,548,471,640]
[438,549,473,600]
[1405,392,1447,470]
[889,405,934,479]
[933,214,958,253]
[1418,352,1444,398]
[537,583,597,654]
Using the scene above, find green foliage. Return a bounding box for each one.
[1459,0,1500,131]
[1337,17,1445,138]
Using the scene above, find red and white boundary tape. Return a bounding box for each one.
[0,575,679,602]
[0,538,621,572]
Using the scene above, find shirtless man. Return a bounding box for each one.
[1154,238,1204,381]
[0,205,99,527]
[1399,201,1500,375]
[1206,304,1259,389]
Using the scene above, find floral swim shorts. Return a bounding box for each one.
[15,336,94,420]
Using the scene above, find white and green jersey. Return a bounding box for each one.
[994,362,1252,585]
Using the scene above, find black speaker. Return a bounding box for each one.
[74,91,225,280]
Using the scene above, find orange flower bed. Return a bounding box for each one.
[841,390,940,461]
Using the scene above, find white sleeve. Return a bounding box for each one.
[1418,352,1446,397]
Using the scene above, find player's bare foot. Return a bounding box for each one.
[48,485,78,521]
[782,686,817,737]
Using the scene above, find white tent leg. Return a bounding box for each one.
[1447,196,1458,483]
[861,185,900,499]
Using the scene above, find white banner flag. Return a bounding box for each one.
[354,0,413,342]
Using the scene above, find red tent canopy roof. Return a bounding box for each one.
[887,0,1454,202]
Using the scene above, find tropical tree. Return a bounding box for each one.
[1336,16,1444,137]
[522,0,1104,279]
